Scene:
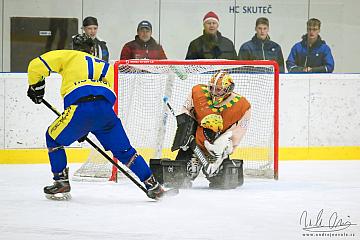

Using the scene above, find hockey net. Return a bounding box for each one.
[74,60,279,181]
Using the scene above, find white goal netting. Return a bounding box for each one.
[74,60,279,181]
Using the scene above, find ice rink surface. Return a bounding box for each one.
[0,161,359,240]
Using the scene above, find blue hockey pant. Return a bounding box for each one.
[45,99,152,182]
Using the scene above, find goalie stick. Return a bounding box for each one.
[42,99,179,199]
[155,66,187,158]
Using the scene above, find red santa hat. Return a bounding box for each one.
[203,11,219,24]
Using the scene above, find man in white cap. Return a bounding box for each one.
[185,11,237,60]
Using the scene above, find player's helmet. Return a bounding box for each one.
[72,34,95,55]
[208,70,235,104]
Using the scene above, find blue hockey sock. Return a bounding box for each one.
[126,154,152,182]
[48,148,67,178]
[114,148,152,182]
[46,132,67,178]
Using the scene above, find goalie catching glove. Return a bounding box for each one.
[203,131,233,176]
[27,80,45,104]
[200,114,223,133]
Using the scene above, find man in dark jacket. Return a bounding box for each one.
[120,20,167,60]
[78,16,109,62]
[238,17,285,73]
[185,11,237,60]
[286,18,334,73]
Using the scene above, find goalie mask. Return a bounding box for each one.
[208,70,235,104]
[72,34,95,55]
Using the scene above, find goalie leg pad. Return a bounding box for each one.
[206,159,243,189]
[175,149,201,180]
[186,155,202,180]
[234,159,244,187]
[171,113,198,151]
[150,159,191,188]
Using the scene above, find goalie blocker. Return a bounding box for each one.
[150,113,244,189]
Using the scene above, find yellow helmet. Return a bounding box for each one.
[208,70,234,104]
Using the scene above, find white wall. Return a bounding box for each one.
[1,0,360,72]
[0,73,4,147]
[279,74,360,147]
[0,73,62,149]
[1,0,83,71]
[1,72,360,149]
[0,0,3,71]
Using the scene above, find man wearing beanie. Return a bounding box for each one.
[185,11,237,60]
[73,16,109,61]
[120,20,167,60]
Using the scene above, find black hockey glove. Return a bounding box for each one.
[309,66,327,73]
[27,80,45,104]
[203,128,220,143]
[77,134,88,143]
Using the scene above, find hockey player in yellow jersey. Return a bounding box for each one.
[27,34,169,200]
[28,49,114,109]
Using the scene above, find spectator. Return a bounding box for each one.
[185,11,237,60]
[238,17,285,73]
[286,18,334,73]
[74,16,109,61]
[120,20,167,60]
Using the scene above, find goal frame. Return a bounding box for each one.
[113,59,279,180]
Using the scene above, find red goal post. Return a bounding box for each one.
[112,59,279,180]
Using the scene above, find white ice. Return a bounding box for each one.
[0,161,359,240]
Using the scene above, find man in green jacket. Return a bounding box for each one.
[185,11,237,60]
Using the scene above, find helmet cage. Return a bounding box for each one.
[208,71,235,103]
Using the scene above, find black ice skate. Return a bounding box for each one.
[144,175,179,200]
[44,167,71,201]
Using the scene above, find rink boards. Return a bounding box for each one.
[0,73,360,163]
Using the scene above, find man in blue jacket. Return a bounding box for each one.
[238,17,285,73]
[286,18,334,73]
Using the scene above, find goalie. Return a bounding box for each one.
[173,70,251,188]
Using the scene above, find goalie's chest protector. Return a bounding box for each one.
[192,84,251,149]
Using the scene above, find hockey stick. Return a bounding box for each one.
[163,96,175,116]
[41,99,148,194]
[162,97,211,170]
[169,65,188,80]
[154,66,188,158]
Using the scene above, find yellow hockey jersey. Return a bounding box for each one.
[27,50,115,108]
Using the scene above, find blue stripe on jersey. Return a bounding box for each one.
[39,56,52,72]
[85,56,94,79]
[94,58,110,81]
[63,85,116,109]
